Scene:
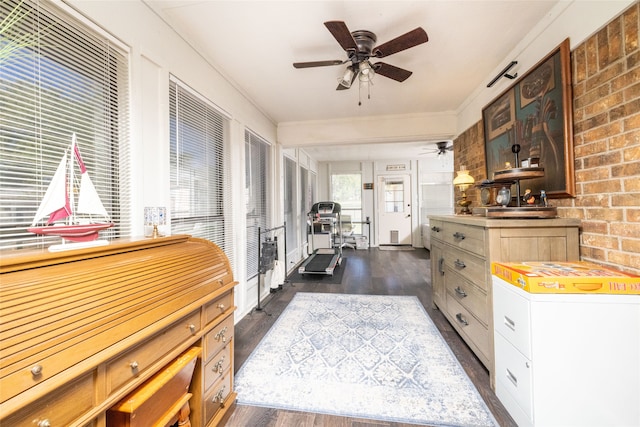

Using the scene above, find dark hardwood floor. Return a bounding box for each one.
[226,247,517,427]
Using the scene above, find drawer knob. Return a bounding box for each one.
[213,385,226,406]
[454,259,466,269]
[212,356,225,374]
[217,303,225,311]
[453,231,465,240]
[189,324,196,334]
[130,361,139,373]
[454,287,467,298]
[455,313,469,326]
[31,364,43,377]
[37,420,51,427]
[218,279,224,286]
[215,326,228,343]
[431,226,441,232]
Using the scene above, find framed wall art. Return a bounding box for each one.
[482,38,575,198]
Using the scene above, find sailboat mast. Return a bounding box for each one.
[69,133,76,225]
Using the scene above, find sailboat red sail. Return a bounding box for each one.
[28,134,114,244]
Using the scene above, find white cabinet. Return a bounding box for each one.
[492,276,640,427]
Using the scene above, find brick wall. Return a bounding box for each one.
[455,2,640,274]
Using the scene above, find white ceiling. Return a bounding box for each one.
[144,0,561,161]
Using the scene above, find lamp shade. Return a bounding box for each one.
[453,168,475,187]
[339,67,354,88]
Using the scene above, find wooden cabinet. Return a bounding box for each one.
[0,235,237,427]
[428,215,580,388]
[493,276,640,427]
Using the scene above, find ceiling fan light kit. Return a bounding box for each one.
[293,20,428,104]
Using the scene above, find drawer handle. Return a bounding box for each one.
[453,231,465,240]
[215,326,228,343]
[212,355,226,374]
[213,385,226,406]
[31,364,43,377]
[454,259,466,269]
[218,279,224,286]
[189,323,196,334]
[506,368,518,387]
[217,303,226,311]
[37,420,51,427]
[455,313,468,326]
[130,361,139,373]
[504,316,516,331]
[431,226,441,232]
[454,287,467,297]
[438,257,445,276]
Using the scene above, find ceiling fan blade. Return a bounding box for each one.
[372,62,413,82]
[293,60,344,69]
[324,21,358,52]
[373,28,428,58]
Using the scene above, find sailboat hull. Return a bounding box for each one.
[28,222,114,242]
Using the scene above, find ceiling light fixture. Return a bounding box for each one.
[338,66,355,88]
[358,61,375,82]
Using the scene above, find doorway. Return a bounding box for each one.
[377,174,412,245]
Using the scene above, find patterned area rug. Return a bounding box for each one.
[234,293,498,427]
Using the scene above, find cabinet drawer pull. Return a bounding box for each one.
[37,420,51,427]
[212,355,226,374]
[130,361,139,373]
[215,326,228,343]
[504,315,516,331]
[453,232,465,240]
[455,313,469,326]
[213,385,226,405]
[217,303,226,311]
[454,259,466,269]
[454,287,467,297]
[431,226,441,233]
[438,257,445,276]
[31,364,43,377]
[189,323,196,334]
[506,368,518,387]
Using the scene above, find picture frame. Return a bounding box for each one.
[482,38,575,198]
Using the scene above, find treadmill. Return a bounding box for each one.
[298,201,343,276]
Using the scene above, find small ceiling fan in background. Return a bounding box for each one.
[420,141,453,158]
[293,21,428,92]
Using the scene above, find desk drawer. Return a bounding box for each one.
[204,343,232,392]
[204,369,233,423]
[445,268,489,325]
[106,310,200,394]
[446,296,490,361]
[204,313,234,363]
[1,371,94,427]
[204,290,234,327]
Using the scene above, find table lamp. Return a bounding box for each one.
[453,167,475,214]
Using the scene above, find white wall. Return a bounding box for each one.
[65,0,277,319]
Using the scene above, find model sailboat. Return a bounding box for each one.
[28,133,114,250]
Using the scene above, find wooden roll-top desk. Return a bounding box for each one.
[0,235,237,427]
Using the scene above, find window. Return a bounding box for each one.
[384,179,404,212]
[330,173,362,234]
[245,130,270,280]
[169,77,234,267]
[0,0,130,250]
[283,156,297,255]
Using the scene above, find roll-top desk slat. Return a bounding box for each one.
[1,235,237,427]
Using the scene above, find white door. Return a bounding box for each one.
[377,174,412,245]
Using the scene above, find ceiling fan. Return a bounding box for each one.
[421,141,453,156]
[293,21,428,90]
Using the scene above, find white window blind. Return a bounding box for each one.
[283,156,297,254]
[245,130,271,279]
[169,77,234,268]
[0,0,130,251]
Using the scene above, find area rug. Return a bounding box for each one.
[234,293,498,427]
[286,257,347,284]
